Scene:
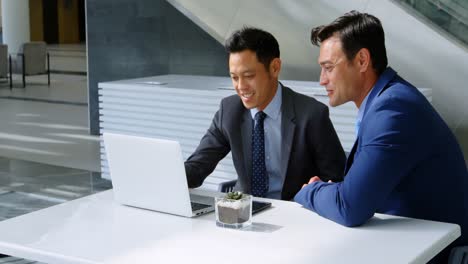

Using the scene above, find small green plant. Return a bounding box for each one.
[226,191,243,200]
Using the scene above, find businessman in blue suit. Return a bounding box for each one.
[294,11,468,263]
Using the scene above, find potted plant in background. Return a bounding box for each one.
[215,191,252,229]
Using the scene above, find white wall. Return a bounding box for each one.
[1,0,30,53]
[167,0,468,163]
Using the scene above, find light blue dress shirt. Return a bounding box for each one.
[356,88,373,135]
[250,84,283,199]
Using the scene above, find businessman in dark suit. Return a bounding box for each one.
[294,11,468,262]
[185,27,346,200]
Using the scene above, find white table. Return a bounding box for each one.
[0,190,459,264]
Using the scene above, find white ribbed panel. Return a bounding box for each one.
[98,75,432,191]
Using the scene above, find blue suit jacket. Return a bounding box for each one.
[295,68,468,247]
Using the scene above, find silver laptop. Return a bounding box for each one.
[103,132,215,217]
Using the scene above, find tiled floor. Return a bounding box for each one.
[0,97,100,172]
[0,157,111,222]
[0,157,111,263]
[0,73,88,104]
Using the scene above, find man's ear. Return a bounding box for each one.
[270,58,281,78]
[356,48,371,73]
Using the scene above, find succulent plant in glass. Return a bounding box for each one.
[225,191,244,200]
[215,191,252,228]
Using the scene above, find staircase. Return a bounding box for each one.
[47,44,87,74]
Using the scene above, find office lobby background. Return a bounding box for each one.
[91,0,468,166]
[0,1,466,262]
[1,0,467,171]
[91,0,468,167]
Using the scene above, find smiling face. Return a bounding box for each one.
[318,36,362,107]
[229,49,281,111]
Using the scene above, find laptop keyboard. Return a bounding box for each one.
[191,202,211,211]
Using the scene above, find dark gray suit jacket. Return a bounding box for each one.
[185,85,346,200]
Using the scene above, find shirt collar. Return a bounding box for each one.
[250,83,282,120]
[355,67,397,135]
[356,87,372,124]
[357,67,397,123]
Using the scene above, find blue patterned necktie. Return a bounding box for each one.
[251,111,268,197]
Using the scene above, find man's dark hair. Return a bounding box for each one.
[225,27,280,70]
[311,10,388,75]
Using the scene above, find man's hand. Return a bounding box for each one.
[302,176,321,188]
[302,176,333,188]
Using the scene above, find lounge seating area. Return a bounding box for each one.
[0,42,51,89]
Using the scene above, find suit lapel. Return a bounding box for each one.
[280,86,296,182]
[362,67,397,118]
[344,138,358,174]
[344,67,397,174]
[241,109,253,192]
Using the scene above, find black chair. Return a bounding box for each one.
[219,179,237,193]
[449,246,468,264]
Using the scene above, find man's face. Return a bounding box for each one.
[318,36,361,107]
[229,50,279,110]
